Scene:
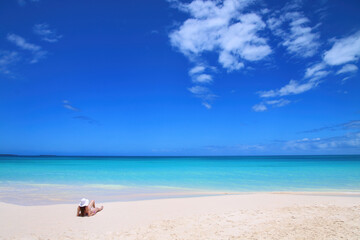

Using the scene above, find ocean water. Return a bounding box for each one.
[1,155,360,205]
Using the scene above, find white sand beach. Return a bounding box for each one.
[0,193,360,240]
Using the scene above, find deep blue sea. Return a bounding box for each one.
[1,155,360,205]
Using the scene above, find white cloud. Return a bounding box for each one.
[189,65,205,75]
[7,34,40,51]
[188,85,209,95]
[341,76,351,83]
[256,31,359,102]
[252,103,267,112]
[266,98,291,107]
[202,102,212,109]
[194,74,212,83]
[336,64,358,75]
[170,0,272,108]
[169,0,271,70]
[33,24,62,43]
[0,51,20,75]
[323,31,360,66]
[302,120,360,133]
[259,79,319,98]
[284,132,360,151]
[7,33,47,63]
[282,13,320,57]
[62,100,80,112]
[266,17,283,36]
[170,1,359,110]
[201,130,360,153]
[258,31,360,102]
[304,62,329,79]
[268,11,320,57]
[188,85,215,109]
[219,13,271,63]
[252,98,290,112]
[188,65,213,84]
[218,50,244,71]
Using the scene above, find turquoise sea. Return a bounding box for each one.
[1,155,360,205]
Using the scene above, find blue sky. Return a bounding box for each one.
[0,0,359,155]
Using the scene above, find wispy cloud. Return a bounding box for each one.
[336,64,358,75]
[62,100,100,125]
[0,51,20,75]
[33,24,62,43]
[189,65,205,75]
[304,62,329,80]
[284,132,360,152]
[173,129,360,154]
[252,103,267,112]
[202,130,360,154]
[280,62,328,94]
[62,100,80,112]
[188,85,216,108]
[301,120,360,133]
[193,74,213,84]
[266,98,291,107]
[267,6,321,57]
[7,33,47,63]
[188,85,209,95]
[202,102,212,109]
[258,79,319,98]
[282,14,320,57]
[7,34,40,52]
[257,30,360,104]
[3,25,61,76]
[252,98,290,112]
[187,64,216,106]
[203,143,266,153]
[253,2,325,107]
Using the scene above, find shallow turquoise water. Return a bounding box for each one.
[1,155,360,192]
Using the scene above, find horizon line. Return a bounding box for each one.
[1,154,360,157]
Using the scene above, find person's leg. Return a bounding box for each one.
[95,206,104,213]
[89,200,95,208]
[88,200,103,215]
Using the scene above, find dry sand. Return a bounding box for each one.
[0,193,360,240]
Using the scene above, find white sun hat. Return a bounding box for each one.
[79,198,89,207]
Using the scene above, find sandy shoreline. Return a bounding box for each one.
[1,193,360,239]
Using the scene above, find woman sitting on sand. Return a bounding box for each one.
[77,198,104,217]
